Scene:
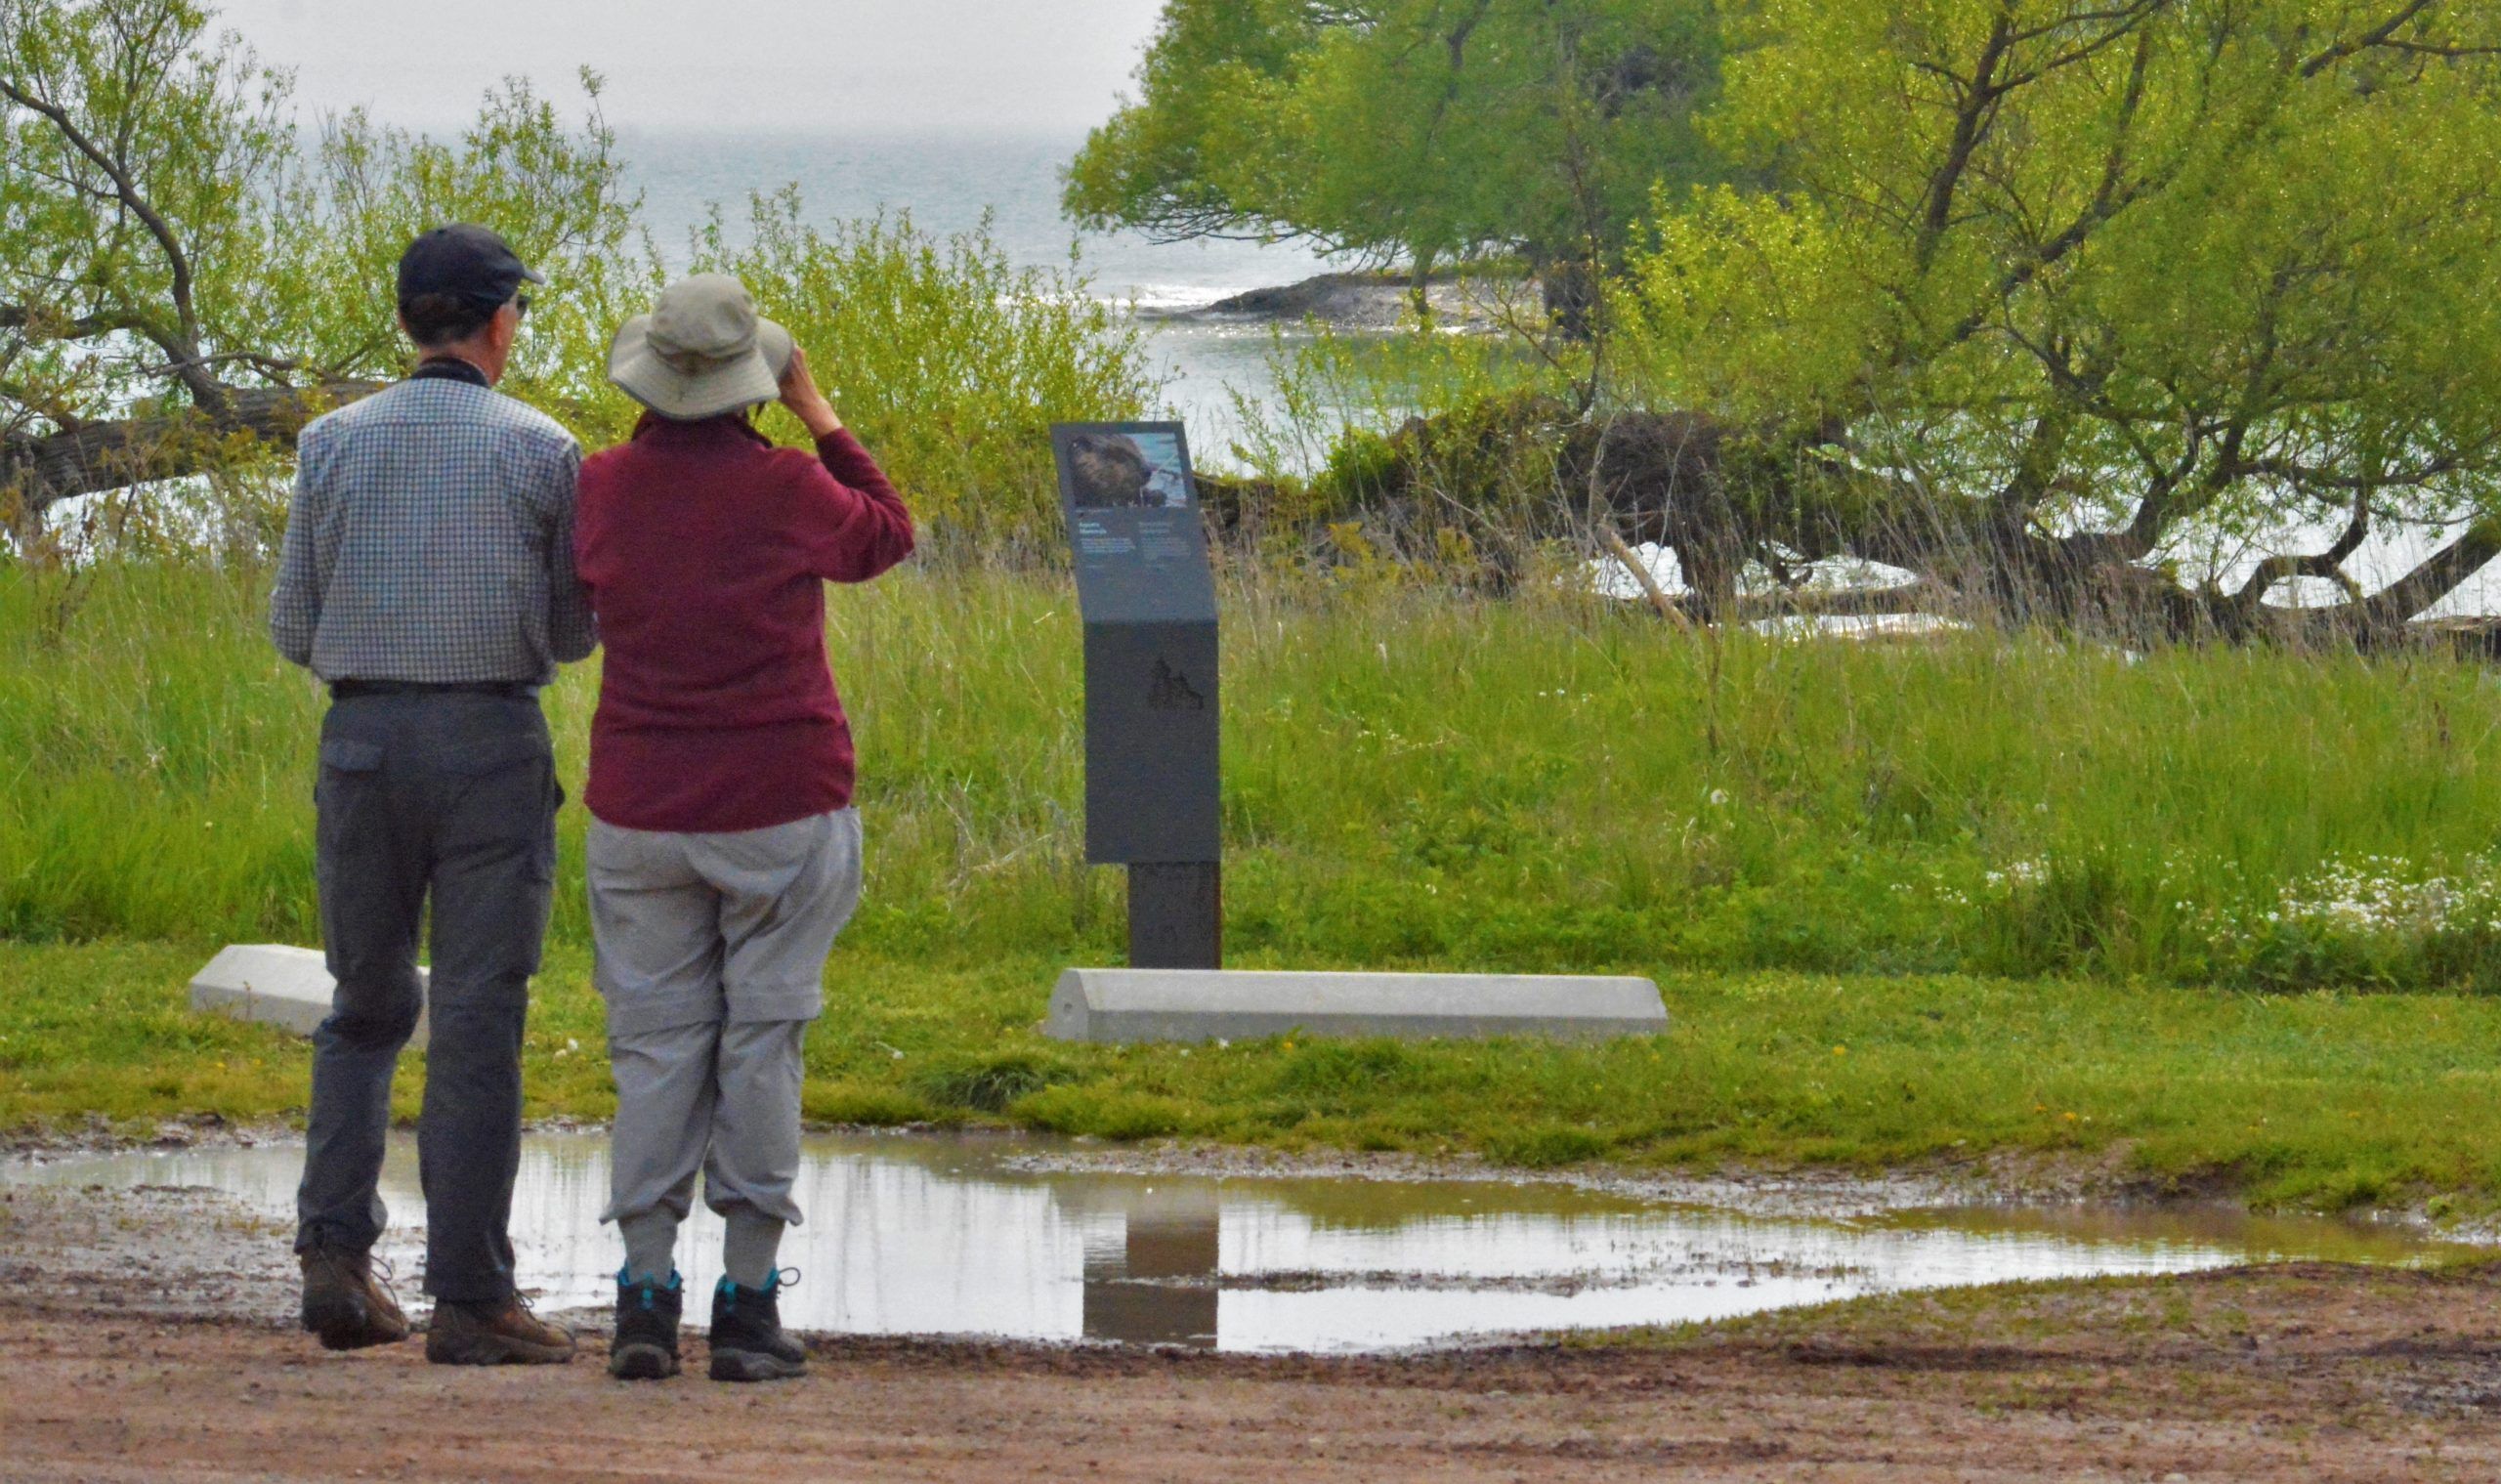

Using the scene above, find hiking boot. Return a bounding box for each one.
[609,1270,683,1380]
[707,1271,807,1382]
[424,1293,577,1366]
[299,1245,411,1351]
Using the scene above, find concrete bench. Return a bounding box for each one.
[190,944,430,1050]
[1044,968,1666,1044]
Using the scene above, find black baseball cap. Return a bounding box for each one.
[396,223,543,309]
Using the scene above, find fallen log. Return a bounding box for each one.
[4,380,386,522]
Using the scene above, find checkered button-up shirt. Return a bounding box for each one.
[270,370,597,684]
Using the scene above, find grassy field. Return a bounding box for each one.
[9,561,2501,1208]
[14,561,2501,988]
[13,937,2501,1211]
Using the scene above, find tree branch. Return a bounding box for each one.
[2231,491,2370,607]
[1917,10,2017,267]
[1994,3,2163,91]
[0,300,157,342]
[2300,0,2439,77]
[2,379,384,518]
[2360,520,2501,629]
[2376,38,2501,60]
[0,71,219,409]
[2223,453,2467,491]
[1596,524,1695,630]
[2117,425,2207,558]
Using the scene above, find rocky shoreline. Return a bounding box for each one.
[1148,270,1527,333]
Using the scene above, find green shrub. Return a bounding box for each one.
[690,194,1157,557]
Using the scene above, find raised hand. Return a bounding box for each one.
[777,345,843,439]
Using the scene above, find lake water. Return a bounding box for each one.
[619,127,1331,459]
[617,129,2501,613]
[8,1130,2480,1354]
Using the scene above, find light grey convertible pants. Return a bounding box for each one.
[588,808,863,1286]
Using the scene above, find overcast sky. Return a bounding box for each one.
[206,0,1170,135]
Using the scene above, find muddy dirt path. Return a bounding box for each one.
[7,1182,2501,1481]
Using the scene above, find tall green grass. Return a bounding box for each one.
[6,560,2500,992]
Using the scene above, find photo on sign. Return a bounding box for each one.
[1064,429,1191,510]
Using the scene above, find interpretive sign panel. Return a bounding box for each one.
[1054,423,1219,625]
[1053,421,1222,967]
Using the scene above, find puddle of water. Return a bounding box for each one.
[8,1130,2481,1353]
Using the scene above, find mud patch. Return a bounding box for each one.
[0,1181,300,1326]
[10,1185,2501,1480]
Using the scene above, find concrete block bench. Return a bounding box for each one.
[1044,968,1666,1044]
[190,944,430,1050]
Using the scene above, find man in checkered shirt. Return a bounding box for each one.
[269,224,595,1367]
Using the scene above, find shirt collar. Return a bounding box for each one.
[631,410,773,447]
[408,357,491,389]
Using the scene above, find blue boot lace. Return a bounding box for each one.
[616,1267,683,1311]
[716,1267,800,1312]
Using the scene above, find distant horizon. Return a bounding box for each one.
[221,92,1122,148]
[262,93,1117,148]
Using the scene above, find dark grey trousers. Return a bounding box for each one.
[293,690,559,1304]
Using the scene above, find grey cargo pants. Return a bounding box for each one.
[590,809,863,1253]
[294,690,559,1304]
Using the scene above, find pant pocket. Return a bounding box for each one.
[445,738,559,883]
[314,737,386,862]
[431,742,560,985]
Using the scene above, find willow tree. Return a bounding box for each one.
[1065,0,1722,331]
[0,0,651,553]
[1611,0,2501,640]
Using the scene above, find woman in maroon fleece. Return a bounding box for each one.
[574,275,912,1383]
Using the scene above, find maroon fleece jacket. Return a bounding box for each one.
[575,413,914,832]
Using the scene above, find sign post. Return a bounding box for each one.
[1052,421,1222,969]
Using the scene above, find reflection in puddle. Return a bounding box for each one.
[8,1131,2480,1353]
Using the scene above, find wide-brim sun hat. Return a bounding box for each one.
[609,273,795,421]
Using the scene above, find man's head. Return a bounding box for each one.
[395,224,543,384]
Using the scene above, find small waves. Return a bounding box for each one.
[1093,282,1248,315]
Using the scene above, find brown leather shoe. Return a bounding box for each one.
[424,1294,577,1366]
[300,1247,411,1351]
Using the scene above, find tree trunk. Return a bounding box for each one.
[2,380,386,527]
[1539,258,1598,342]
[1354,403,2501,648]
